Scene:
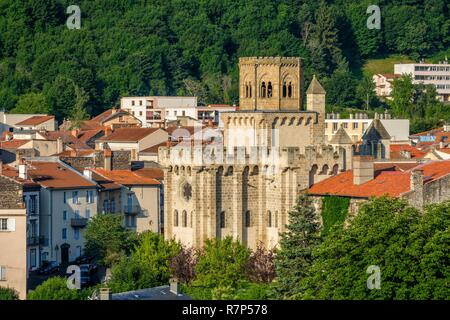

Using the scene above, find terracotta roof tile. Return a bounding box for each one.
[91,168,160,186]
[27,161,97,189]
[0,139,30,149]
[390,144,426,159]
[98,128,160,142]
[15,116,54,126]
[133,168,164,180]
[308,160,450,198]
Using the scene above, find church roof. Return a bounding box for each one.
[363,119,391,141]
[330,126,353,145]
[306,75,326,95]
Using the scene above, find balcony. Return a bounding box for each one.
[124,205,141,215]
[71,218,88,228]
[27,236,40,246]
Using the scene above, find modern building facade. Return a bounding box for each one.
[394,61,450,103]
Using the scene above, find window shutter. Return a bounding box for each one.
[7,218,15,231]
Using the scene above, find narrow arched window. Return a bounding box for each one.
[267,82,273,98]
[245,210,251,227]
[288,82,292,98]
[249,82,252,97]
[220,211,225,228]
[268,210,272,227]
[245,83,249,98]
[282,82,287,98]
[174,210,179,227]
[261,82,266,98]
[182,210,187,227]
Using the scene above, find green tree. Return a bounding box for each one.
[274,194,322,299]
[357,75,377,110]
[84,214,136,267]
[68,86,89,129]
[107,232,181,293]
[193,237,250,289]
[300,197,422,300]
[28,277,90,300]
[10,92,50,114]
[0,287,19,300]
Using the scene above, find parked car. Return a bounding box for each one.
[73,255,94,265]
[37,261,60,275]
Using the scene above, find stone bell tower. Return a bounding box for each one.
[239,57,303,111]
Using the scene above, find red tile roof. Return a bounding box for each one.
[38,131,92,150]
[91,168,160,186]
[308,160,450,198]
[26,161,97,189]
[133,168,164,181]
[0,139,30,149]
[390,144,426,159]
[98,128,160,142]
[15,116,54,126]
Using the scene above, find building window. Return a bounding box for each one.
[29,195,37,215]
[132,100,135,106]
[174,111,177,116]
[333,123,338,131]
[268,210,272,227]
[86,190,94,204]
[103,200,109,213]
[74,210,80,219]
[63,192,66,204]
[182,210,187,227]
[62,228,67,240]
[30,249,37,268]
[139,111,143,116]
[111,200,116,213]
[261,82,266,98]
[245,211,251,227]
[288,82,292,98]
[0,219,7,231]
[245,83,249,98]
[249,82,252,97]
[63,211,67,221]
[85,209,91,220]
[267,82,273,98]
[139,100,143,106]
[74,228,80,240]
[282,82,287,98]
[343,123,348,129]
[174,210,179,227]
[353,122,359,129]
[220,211,225,228]
[72,191,79,204]
[0,266,6,281]
[182,111,186,116]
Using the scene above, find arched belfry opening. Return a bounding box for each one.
[239,57,302,110]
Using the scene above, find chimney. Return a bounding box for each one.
[169,278,179,295]
[99,288,111,301]
[19,163,27,180]
[104,126,112,136]
[410,169,424,191]
[56,137,63,154]
[439,141,445,149]
[352,156,374,185]
[111,107,117,114]
[71,129,79,138]
[104,149,112,171]
[83,169,92,180]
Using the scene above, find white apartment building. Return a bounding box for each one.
[23,158,99,265]
[120,96,198,127]
[372,74,400,98]
[394,61,450,103]
[325,112,410,143]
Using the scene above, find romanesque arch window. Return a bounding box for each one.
[282,82,287,98]
[174,210,179,227]
[268,210,272,227]
[182,210,187,227]
[182,182,192,201]
[267,82,273,98]
[309,165,318,187]
[249,82,252,97]
[261,82,266,98]
[332,164,339,175]
[245,83,249,98]
[245,210,251,227]
[288,82,292,98]
[219,211,226,228]
[320,164,329,175]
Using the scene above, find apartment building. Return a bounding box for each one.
[120,96,198,127]
[23,158,98,265]
[325,112,410,143]
[96,127,168,161]
[0,169,27,299]
[0,112,56,135]
[394,61,450,103]
[86,168,162,233]
[372,73,400,98]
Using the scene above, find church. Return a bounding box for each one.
[159,57,352,249]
